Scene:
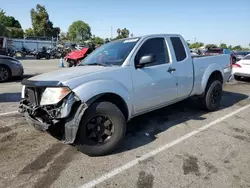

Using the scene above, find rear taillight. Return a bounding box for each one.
[233,63,241,68]
[230,56,233,69]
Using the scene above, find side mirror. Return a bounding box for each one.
[136,54,156,68]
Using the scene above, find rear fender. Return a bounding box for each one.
[72,79,133,119]
[201,63,223,93]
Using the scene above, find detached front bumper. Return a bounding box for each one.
[19,87,88,143]
[23,111,50,131]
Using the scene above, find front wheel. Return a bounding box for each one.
[75,101,126,156]
[66,60,73,67]
[200,80,222,111]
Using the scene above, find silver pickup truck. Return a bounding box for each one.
[19,34,232,156]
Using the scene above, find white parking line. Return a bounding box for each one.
[79,103,250,188]
[0,111,19,117]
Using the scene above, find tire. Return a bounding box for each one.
[75,101,126,156]
[200,79,222,111]
[67,61,73,67]
[0,65,11,82]
[234,75,241,81]
[45,54,51,59]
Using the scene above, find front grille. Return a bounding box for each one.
[27,88,37,104]
[25,87,45,105]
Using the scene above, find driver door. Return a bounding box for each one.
[131,37,178,114]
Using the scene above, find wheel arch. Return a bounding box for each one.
[86,92,129,121]
[201,64,224,94]
[72,79,133,121]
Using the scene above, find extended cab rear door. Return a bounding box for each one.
[169,36,194,98]
[131,37,178,114]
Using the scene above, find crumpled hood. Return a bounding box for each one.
[28,66,115,83]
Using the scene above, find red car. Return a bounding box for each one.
[64,48,90,67]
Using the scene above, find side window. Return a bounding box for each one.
[135,38,169,67]
[170,37,187,61]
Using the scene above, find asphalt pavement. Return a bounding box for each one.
[0,59,250,188]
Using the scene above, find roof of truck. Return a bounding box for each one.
[116,34,182,41]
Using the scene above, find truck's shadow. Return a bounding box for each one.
[0,92,21,102]
[113,91,249,154]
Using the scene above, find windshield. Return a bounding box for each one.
[80,38,140,66]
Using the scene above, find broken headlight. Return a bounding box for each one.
[40,87,71,106]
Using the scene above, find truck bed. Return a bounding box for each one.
[191,54,231,95]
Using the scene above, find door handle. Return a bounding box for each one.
[167,67,176,73]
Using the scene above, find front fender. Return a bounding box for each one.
[201,63,223,93]
[72,79,133,118]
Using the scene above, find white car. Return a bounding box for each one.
[232,54,250,81]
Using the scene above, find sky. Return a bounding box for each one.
[1,0,250,47]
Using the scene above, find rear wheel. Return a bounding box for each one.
[75,101,126,156]
[234,75,241,81]
[200,79,222,111]
[0,65,11,82]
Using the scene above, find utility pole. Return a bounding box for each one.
[194,38,196,43]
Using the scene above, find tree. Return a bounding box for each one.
[189,42,204,49]
[116,28,130,39]
[0,9,21,28]
[232,45,242,51]
[104,38,110,43]
[0,23,7,36]
[228,45,233,50]
[92,36,104,45]
[8,28,24,38]
[24,28,34,37]
[205,44,218,49]
[30,4,60,37]
[60,32,70,41]
[0,8,23,38]
[220,43,227,48]
[117,28,121,36]
[68,20,91,42]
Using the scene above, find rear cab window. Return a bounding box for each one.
[206,49,223,54]
[170,37,187,61]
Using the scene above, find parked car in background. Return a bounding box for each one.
[205,48,237,64]
[19,34,232,156]
[232,54,250,81]
[234,51,250,61]
[0,55,23,82]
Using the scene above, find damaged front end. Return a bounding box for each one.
[19,79,88,144]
